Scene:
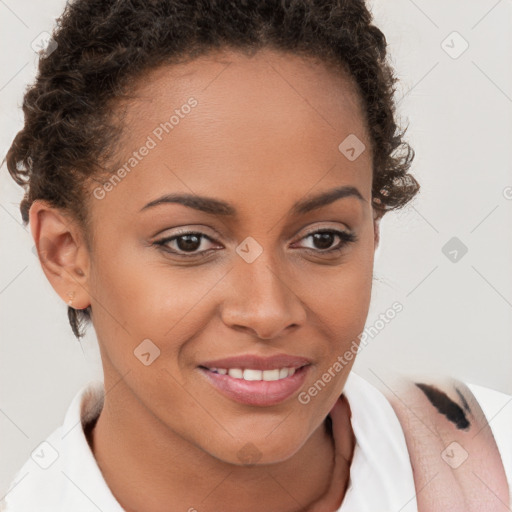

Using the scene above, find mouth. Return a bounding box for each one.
[198,363,311,407]
[202,366,301,381]
[199,353,312,372]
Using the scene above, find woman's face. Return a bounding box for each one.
[85,48,378,464]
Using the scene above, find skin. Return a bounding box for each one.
[30,48,381,512]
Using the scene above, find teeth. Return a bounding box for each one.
[210,367,298,381]
[243,369,262,381]
[228,368,243,379]
[262,369,280,381]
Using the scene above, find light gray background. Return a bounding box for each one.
[1,0,511,498]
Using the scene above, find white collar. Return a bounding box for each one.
[3,372,417,511]
[337,371,417,511]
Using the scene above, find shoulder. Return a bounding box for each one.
[466,381,512,490]
[368,369,511,509]
[0,380,116,512]
[1,424,66,511]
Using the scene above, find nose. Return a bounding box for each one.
[219,251,307,340]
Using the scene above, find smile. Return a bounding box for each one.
[199,365,310,406]
[205,367,297,381]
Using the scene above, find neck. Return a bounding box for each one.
[87,376,353,512]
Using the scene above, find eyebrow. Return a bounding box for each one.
[139,185,365,216]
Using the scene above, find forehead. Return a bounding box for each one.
[125,48,368,144]
[89,48,372,222]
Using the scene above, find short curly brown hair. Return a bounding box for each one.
[5,0,419,340]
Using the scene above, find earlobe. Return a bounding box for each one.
[29,200,91,310]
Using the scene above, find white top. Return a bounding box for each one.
[2,372,511,512]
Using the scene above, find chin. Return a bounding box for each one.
[204,431,309,467]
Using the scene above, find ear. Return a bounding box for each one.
[29,200,91,310]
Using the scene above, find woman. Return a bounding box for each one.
[3,0,510,511]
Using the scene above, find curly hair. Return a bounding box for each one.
[5,0,419,340]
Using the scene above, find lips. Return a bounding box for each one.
[198,353,312,406]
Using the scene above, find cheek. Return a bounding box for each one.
[89,234,191,326]
[88,237,223,362]
[304,234,375,327]
[300,235,375,385]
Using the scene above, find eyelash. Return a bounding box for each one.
[152,228,357,259]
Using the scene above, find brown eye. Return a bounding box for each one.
[295,229,357,253]
[174,234,202,252]
[154,231,218,257]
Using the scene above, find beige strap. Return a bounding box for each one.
[377,372,510,511]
